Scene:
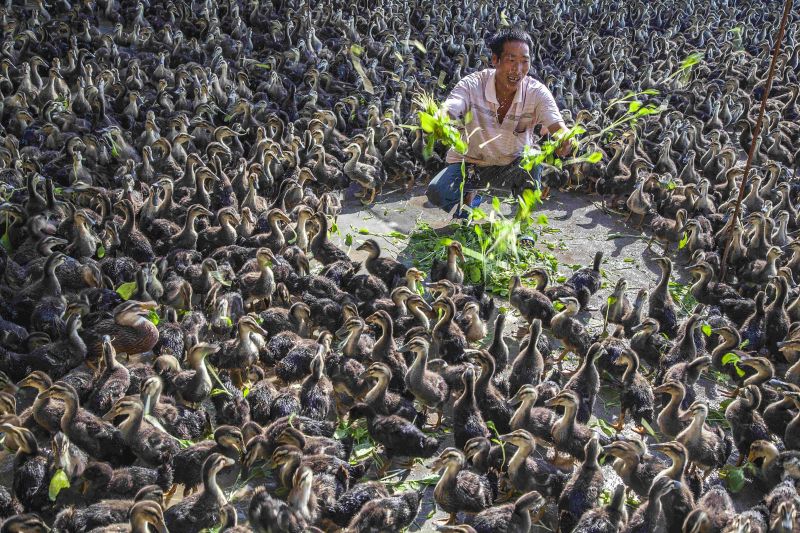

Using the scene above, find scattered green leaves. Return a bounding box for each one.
[49,469,70,501]
[96,245,105,258]
[721,352,746,377]
[146,310,160,326]
[210,270,231,286]
[720,464,745,493]
[115,281,137,300]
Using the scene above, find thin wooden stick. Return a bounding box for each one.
[719,0,793,279]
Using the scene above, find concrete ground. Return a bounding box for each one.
[333,185,731,531]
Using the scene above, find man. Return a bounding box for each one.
[426,28,573,215]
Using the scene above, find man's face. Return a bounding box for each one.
[492,40,531,94]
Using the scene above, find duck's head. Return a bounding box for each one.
[129,500,167,533]
[545,389,579,409]
[361,362,392,382]
[214,425,245,456]
[430,447,465,471]
[509,384,539,406]
[499,428,536,449]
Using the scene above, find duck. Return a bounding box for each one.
[725,385,771,465]
[551,297,592,364]
[613,348,655,432]
[431,447,494,524]
[630,318,673,368]
[603,437,667,498]
[359,362,419,423]
[557,436,605,533]
[508,384,558,445]
[431,297,469,364]
[0,424,51,512]
[430,241,465,284]
[649,441,697,533]
[399,337,449,427]
[546,390,611,464]
[563,341,602,423]
[163,453,236,533]
[622,476,681,533]
[81,300,160,361]
[86,335,130,416]
[572,483,628,533]
[102,397,180,467]
[508,319,546,396]
[173,342,218,407]
[168,425,243,500]
[79,460,173,502]
[467,348,512,434]
[356,238,407,288]
[470,491,547,533]
[509,274,555,326]
[499,429,569,498]
[344,490,422,532]
[676,400,732,477]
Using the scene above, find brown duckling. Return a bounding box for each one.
[467,348,512,434]
[348,402,439,471]
[573,483,628,533]
[215,315,269,388]
[558,436,605,533]
[140,376,208,441]
[173,342,218,407]
[649,441,697,533]
[509,274,555,327]
[431,447,494,524]
[489,312,511,372]
[603,437,667,498]
[430,241,466,284]
[622,476,681,533]
[0,424,50,512]
[508,319,546,396]
[164,453,236,533]
[600,278,632,329]
[499,429,569,498]
[431,297,469,364]
[725,385,771,464]
[648,257,679,337]
[613,348,655,432]
[546,390,611,464]
[356,238,408,288]
[238,247,276,310]
[344,490,422,532]
[336,316,375,362]
[365,311,407,391]
[653,380,689,440]
[509,385,557,445]
[747,440,798,491]
[676,401,732,477]
[399,337,448,427]
[79,460,173,502]
[453,365,491,449]
[630,317,673,369]
[551,297,592,364]
[301,348,335,421]
[99,499,168,533]
[16,371,62,434]
[563,342,602,423]
[168,425,243,500]
[784,391,800,450]
[40,382,133,466]
[275,426,352,461]
[455,301,488,343]
[309,212,351,265]
[51,485,165,532]
[648,209,687,253]
[86,335,130,416]
[471,491,547,533]
[103,397,180,467]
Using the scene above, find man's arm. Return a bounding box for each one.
[547,123,577,158]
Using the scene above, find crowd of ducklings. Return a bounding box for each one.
[0,0,799,531]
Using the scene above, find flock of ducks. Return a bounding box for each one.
[0,0,798,532]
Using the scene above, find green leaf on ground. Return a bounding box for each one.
[49,469,70,501]
[115,281,137,300]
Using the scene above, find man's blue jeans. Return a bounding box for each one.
[425,160,542,211]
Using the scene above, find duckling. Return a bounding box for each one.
[509,275,555,327]
[86,336,130,416]
[81,300,160,361]
[40,382,132,466]
[16,371,62,434]
[344,143,384,204]
[622,477,680,533]
[567,250,604,297]
[455,301,488,343]
[558,436,605,533]
[546,390,611,464]
[238,247,276,310]
[613,348,655,432]
[169,425,243,500]
[676,400,732,477]
[648,441,696,533]
[630,318,673,368]
[276,332,334,385]
[564,342,602,423]
[173,343,218,406]
[527,267,592,310]
[489,312,511,372]
[275,427,352,461]
[344,490,421,532]
[80,460,173,501]
[260,301,311,337]
[300,348,335,421]
[247,483,313,533]
[140,376,207,441]
[648,257,679,337]
[551,297,592,364]
[508,319,546,396]
[467,348,512,433]
[453,365,491,449]
[509,385,558,445]
[660,354,710,408]
[100,500,167,533]
[725,385,771,465]
[431,297,468,365]
[499,429,569,498]
[328,481,391,527]
[348,403,439,470]
[0,514,49,532]
[102,397,180,467]
[573,483,628,533]
[431,447,494,524]
[164,453,236,533]
[603,437,667,497]
[657,313,702,384]
[399,337,448,427]
[0,424,50,512]
[364,311,407,390]
[431,241,465,284]
[356,238,408,288]
[620,288,649,336]
[471,491,547,533]
[600,278,632,329]
[783,391,800,450]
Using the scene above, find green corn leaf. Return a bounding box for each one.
[419,112,436,133]
[678,233,689,249]
[0,231,11,252]
[720,464,745,493]
[536,214,549,225]
[243,386,250,398]
[358,228,371,235]
[221,316,233,328]
[701,324,712,337]
[586,151,603,164]
[115,281,137,300]
[345,234,353,246]
[640,419,657,437]
[49,469,70,501]
[721,352,740,366]
[96,245,105,258]
[146,310,160,326]
[628,101,642,113]
[607,296,618,306]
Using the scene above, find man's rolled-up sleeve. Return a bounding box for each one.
[534,85,566,134]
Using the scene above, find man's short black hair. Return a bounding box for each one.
[487,28,533,58]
